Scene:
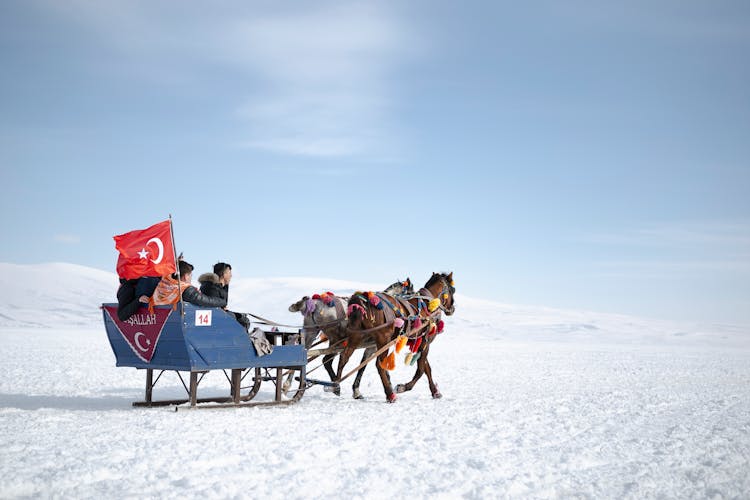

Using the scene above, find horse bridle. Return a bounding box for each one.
[416,276,455,315]
[437,276,455,315]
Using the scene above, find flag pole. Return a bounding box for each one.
[169,214,184,316]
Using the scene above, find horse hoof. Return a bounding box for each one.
[325,383,341,396]
[387,393,397,403]
[395,384,407,394]
[432,391,442,399]
[352,390,364,400]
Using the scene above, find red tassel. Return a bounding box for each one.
[411,337,422,353]
[437,320,445,333]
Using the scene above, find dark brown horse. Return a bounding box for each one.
[288,278,413,399]
[336,272,455,402]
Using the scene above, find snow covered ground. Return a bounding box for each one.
[1,263,749,498]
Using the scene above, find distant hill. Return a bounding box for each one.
[0,262,747,349]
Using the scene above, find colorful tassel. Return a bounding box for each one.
[321,292,335,306]
[395,335,407,353]
[304,298,316,316]
[412,317,422,331]
[409,352,421,365]
[428,298,441,312]
[367,292,384,309]
[394,317,404,329]
[347,303,366,317]
[411,337,423,353]
[404,353,413,365]
[437,320,445,333]
[379,352,396,371]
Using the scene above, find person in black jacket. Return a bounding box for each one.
[116,276,160,321]
[198,262,231,302]
[199,262,250,329]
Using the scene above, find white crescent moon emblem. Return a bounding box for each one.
[146,237,164,264]
[134,332,151,352]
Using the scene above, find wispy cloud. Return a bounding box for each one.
[44,1,414,159]
[227,3,411,158]
[54,234,80,244]
[585,220,750,276]
[586,221,750,248]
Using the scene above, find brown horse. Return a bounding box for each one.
[288,278,413,399]
[336,272,455,402]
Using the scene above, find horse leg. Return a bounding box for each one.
[375,350,396,403]
[422,355,441,399]
[351,347,373,400]
[322,353,340,396]
[334,342,358,397]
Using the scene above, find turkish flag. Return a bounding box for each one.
[114,220,176,279]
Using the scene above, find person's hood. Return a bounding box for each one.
[198,272,220,284]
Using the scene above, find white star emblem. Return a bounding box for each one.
[137,248,149,259]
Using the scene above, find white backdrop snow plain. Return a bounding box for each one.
[1,263,749,499]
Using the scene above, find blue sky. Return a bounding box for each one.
[1,1,748,325]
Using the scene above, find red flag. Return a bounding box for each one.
[114,220,176,279]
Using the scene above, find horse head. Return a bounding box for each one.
[425,272,455,316]
[288,296,315,315]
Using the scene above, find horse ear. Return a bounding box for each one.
[447,272,453,280]
[289,299,303,312]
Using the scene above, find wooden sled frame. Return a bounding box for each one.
[133,365,307,410]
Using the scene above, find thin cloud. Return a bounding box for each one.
[586,220,750,276]
[586,221,750,248]
[54,234,81,244]
[228,3,412,158]
[40,1,415,159]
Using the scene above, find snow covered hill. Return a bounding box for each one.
[1,262,749,498]
[1,262,747,348]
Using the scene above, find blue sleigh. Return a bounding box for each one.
[102,302,308,408]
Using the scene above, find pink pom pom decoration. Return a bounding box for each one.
[347,303,366,317]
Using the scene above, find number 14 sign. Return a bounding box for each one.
[195,310,212,326]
